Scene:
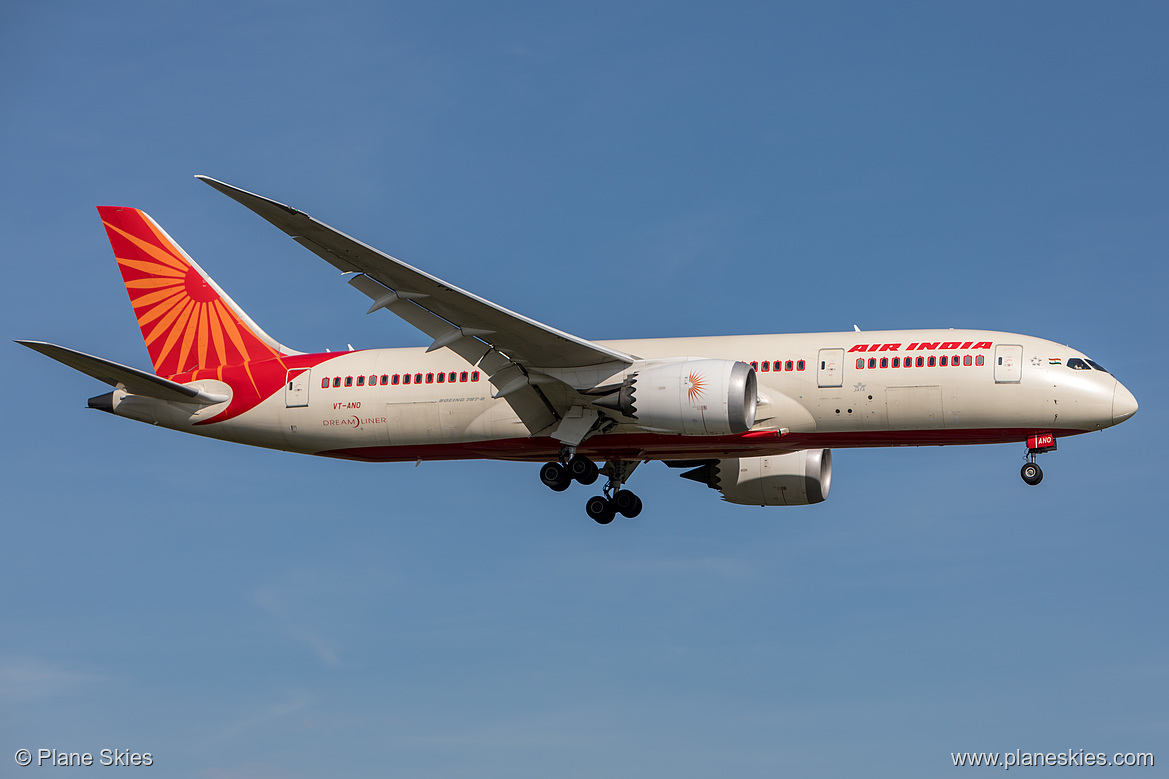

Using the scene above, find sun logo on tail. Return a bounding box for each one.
[686,371,707,403]
[100,206,284,379]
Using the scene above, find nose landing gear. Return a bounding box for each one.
[1020,433,1055,486]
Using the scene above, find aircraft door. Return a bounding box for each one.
[817,349,844,388]
[285,369,310,407]
[994,345,1023,384]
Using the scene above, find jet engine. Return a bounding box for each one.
[681,450,832,506]
[594,358,757,436]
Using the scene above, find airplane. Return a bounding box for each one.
[19,177,1139,523]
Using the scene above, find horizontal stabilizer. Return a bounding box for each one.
[16,341,228,405]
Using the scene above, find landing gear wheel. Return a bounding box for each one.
[1020,462,1043,486]
[540,462,571,492]
[586,495,616,524]
[613,490,642,518]
[568,455,599,485]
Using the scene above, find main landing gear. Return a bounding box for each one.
[540,454,642,524]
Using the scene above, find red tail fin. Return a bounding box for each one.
[98,206,292,378]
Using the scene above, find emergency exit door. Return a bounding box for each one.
[994,345,1023,383]
[817,348,844,388]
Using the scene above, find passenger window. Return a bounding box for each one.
[952,354,960,366]
[915,357,924,367]
[856,358,865,369]
[928,356,936,367]
[344,376,353,387]
[357,375,365,386]
[321,378,329,389]
[750,361,758,370]
[380,375,388,385]
[880,357,888,368]
[796,360,805,371]
[940,356,948,366]
[415,373,423,384]
[760,361,769,372]
[426,373,434,383]
[403,374,411,384]
[786,360,794,371]
[333,377,341,387]
[963,355,972,366]
[471,371,480,381]
[892,357,900,368]
[975,355,985,366]
[369,375,377,386]
[438,372,445,383]
[460,371,468,382]
[392,374,400,385]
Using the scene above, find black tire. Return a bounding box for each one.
[540,462,571,492]
[1020,462,1043,486]
[614,489,641,517]
[568,455,599,485]
[586,495,615,524]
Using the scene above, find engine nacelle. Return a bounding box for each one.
[595,358,757,436]
[681,450,832,506]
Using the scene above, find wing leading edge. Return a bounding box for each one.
[195,177,633,368]
[196,176,637,436]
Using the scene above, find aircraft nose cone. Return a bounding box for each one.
[1113,381,1138,425]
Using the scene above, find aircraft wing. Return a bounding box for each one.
[196,176,634,370]
[198,176,636,436]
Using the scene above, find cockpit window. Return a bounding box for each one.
[1067,358,1091,370]
[1086,359,1109,373]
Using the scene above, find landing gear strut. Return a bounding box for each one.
[538,454,643,523]
[584,459,642,524]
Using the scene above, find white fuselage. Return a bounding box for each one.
[103,328,1135,463]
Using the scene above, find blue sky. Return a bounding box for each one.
[2,2,1166,777]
